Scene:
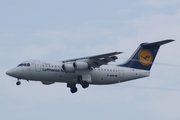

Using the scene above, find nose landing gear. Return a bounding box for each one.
[16,79,21,86]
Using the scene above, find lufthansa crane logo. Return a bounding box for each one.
[138,49,153,66]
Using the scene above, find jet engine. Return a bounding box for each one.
[62,63,75,72]
[73,61,89,70]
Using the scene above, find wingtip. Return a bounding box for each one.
[117,52,123,54]
[166,39,175,42]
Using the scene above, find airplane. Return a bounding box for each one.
[6,39,174,93]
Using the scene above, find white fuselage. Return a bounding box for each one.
[8,60,150,85]
[6,40,174,93]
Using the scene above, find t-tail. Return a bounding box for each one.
[118,39,174,71]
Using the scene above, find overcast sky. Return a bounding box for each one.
[1,0,180,120]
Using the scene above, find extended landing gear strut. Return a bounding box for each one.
[78,75,89,88]
[67,75,90,94]
[16,79,21,86]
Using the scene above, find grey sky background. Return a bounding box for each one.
[1,0,180,120]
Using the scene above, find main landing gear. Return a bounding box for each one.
[70,85,78,93]
[78,75,89,88]
[16,79,21,86]
[67,75,89,94]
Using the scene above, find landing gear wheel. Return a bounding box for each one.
[16,81,21,86]
[82,81,89,88]
[70,87,78,93]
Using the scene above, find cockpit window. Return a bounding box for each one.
[17,63,30,67]
[17,64,23,67]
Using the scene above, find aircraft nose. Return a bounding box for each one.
[6,69,14,76]
[6,68,23,78]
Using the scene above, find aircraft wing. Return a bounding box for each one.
[63,52,123,67]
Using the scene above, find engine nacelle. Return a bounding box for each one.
[73,61,89,70]
[62,63,75,72]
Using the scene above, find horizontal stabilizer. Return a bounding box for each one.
[142,39,175,47]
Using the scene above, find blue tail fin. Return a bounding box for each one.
[118,39,174,70]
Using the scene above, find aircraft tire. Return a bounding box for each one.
[70,87,78,93]
[16,81,21,86]
[82,81,89,88]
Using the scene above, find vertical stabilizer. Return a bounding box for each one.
[118,39,174,70]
